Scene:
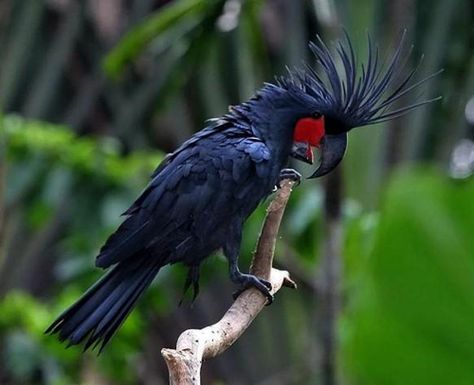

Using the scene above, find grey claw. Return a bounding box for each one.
[278,168,302,187]
[231,274,274,305]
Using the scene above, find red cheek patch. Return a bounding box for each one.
[293,116,325,146]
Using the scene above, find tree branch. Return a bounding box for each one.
[161,179,297,385]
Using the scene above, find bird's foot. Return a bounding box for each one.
[277,168,301,188]
[231,272,274,305]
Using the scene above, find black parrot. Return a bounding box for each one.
[46,34,439,351]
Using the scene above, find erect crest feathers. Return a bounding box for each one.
[278,31,442,130]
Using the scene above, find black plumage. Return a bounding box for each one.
[46,33,439,352]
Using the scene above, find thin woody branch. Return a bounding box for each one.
[161,179,297,385]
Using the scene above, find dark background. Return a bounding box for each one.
[1,0,473,384]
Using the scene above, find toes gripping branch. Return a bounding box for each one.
[227,178,298,305]
[161,178,297,383]
[278,168,302,188]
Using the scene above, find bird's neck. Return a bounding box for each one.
[225,85,299,164]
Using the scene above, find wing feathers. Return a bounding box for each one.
[96,124,271,268]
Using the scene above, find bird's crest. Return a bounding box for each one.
[279,31,442,131]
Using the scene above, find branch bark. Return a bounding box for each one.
[161,179,297,385]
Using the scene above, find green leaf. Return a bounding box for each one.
[342,169,474,385]
[103,0,211,78]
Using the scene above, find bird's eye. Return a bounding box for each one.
[312,112,322,119]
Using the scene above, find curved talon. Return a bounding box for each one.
[278,168,302,188]
[264,292,274,306]
[260,279,272,290]
[231,273,274,305]
[232,289,243,301]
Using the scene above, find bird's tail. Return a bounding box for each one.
[46,256,160,352]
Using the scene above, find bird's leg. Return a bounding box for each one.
[224,229,274,304]
[277,168,301,188]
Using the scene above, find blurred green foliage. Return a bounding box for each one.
[0,290,148,385]
[1,115,164,384]
[5,115,163,185]
[343,170,474,385]
[104,0,224,78]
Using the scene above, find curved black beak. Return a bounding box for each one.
[308,133,347,178]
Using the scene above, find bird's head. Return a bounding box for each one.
[280,32,441,178]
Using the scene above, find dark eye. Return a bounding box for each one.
[312,112,322,119]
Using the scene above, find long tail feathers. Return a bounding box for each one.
[46,258,160,353]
